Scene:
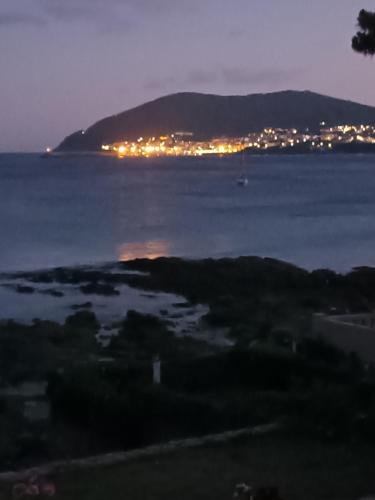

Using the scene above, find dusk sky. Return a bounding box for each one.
[1,0,375,152]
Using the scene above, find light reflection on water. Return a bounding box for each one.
[118,240,170,261]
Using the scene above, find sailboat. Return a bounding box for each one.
[236,148,248,187]
[237,175,249,187]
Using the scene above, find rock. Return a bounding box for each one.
[169,313,184,319]
[70,302,93,310]
[16,285,35,294]
[80,283,120,296]
[173,302,191,308]
[40,289,64,297]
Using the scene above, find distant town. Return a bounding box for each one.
[98,123,375,157]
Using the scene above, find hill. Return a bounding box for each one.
[56,90,375,152]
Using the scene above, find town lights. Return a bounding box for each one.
[100,124,375,158]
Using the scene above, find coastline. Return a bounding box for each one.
[47,145,375,157]
[2,255,375,354]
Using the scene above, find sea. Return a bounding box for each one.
[1,152,375,274]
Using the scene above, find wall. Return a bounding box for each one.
[313,313,375,363]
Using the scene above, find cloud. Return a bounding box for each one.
[0,0,200,32]
[0,0,161,30]
[38,0,120,23]
[227,28,247,39]
[186,69,218,85]
[144,67,304,92]
[38,0,195,23]
[221,68,303,86]
[145,70,218,90]
[0,12,46,27]
[144,76,178,91]
[0,0,135,33]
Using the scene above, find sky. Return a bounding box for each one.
[0,0,375,152]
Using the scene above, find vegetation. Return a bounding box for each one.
[3,257,375,470]
[44,336,375,461]
[109,310,212,361]
[353,9,375,56]
[0,311,101,385]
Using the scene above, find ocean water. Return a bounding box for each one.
[1,153,375,273]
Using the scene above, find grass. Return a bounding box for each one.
[2,434,374,500]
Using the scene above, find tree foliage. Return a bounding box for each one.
[352,9,375,55]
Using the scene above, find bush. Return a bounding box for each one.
[287,386,357,440]
[110,311,207,360]
[48,367,231,448]
[64,311,100,332]
[163,349,302,394]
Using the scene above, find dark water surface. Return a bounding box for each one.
[1,153,375,272]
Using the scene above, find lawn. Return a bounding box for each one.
[3,434,374,500]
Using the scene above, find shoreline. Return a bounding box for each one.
[45,148,375,157]
[2,254,375,281]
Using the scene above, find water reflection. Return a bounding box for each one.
[118,240,171,261]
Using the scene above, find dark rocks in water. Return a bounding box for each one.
[5,281,63,297]
[173,302,191,308]
[15,271,54,283]
[29,273,54,284]
[165,320,177,328]
[79,283,120,296]
[21,268,121,286]
[70,302,93,310]
[16,285,35,294]
[40,288,64,298]
[169,313,184,319]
